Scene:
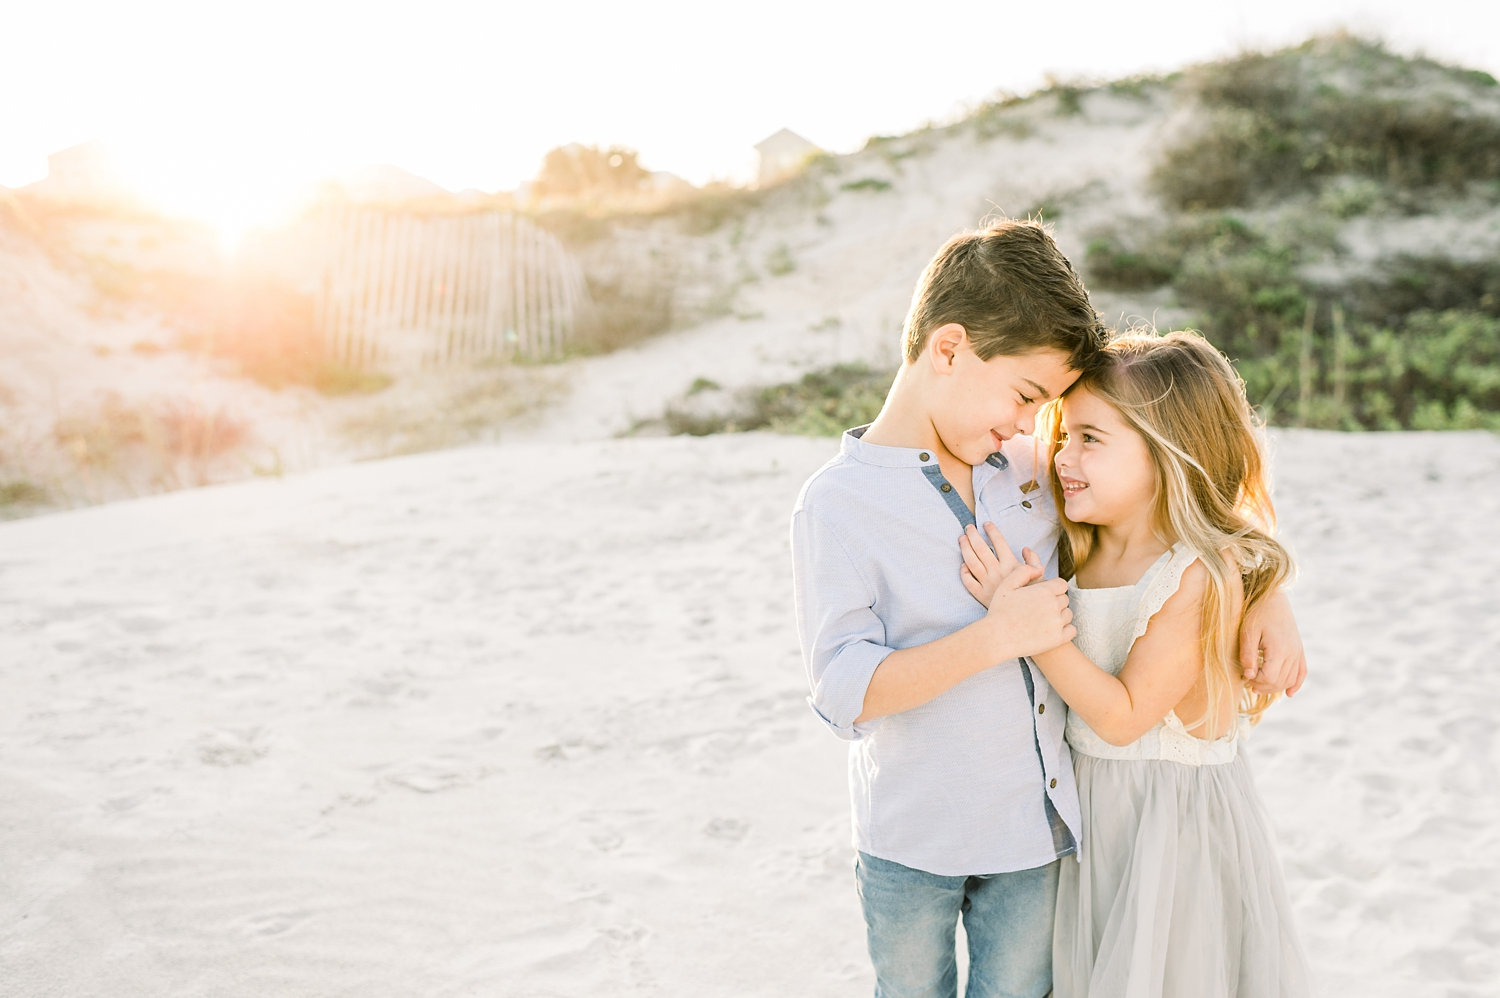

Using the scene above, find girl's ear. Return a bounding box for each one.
[928,323,967,374]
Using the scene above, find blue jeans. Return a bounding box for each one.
[855,851,1059,998]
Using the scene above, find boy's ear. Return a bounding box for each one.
[928,323,968,374]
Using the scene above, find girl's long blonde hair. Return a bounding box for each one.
[1039,328,1294,725]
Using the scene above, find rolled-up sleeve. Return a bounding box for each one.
[791,507,893,741]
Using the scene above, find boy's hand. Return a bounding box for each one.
[1240,589,1307,696]
[962,522,1075,657]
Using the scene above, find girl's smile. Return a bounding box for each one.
[1053,386,1157,532]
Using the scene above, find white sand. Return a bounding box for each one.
[2,428,1497,996]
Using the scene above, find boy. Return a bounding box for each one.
[790,218,1305,997]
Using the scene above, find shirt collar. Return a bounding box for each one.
[841,424,937,469]
[841,424,1014,473]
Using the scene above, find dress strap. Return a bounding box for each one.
[1128,543,1200,644]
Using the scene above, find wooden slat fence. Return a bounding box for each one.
[312,206,590,369]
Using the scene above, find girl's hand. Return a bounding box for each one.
[1240,589,1308,696]
[960,521,1044,608]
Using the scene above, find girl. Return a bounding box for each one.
[959,329,1312,997]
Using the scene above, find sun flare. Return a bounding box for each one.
[111,142,321,252]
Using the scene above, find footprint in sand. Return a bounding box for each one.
[101,790,158,813]
[589,827,625,852]
[534,739,606,763]
[196,728,270,766]
[244,909,312,937]
[116,614,169,635]
[1359,772,1401,795]
[382,757,474,794]
[704,817,749,841]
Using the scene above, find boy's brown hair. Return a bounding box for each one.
[902,217,1106,371]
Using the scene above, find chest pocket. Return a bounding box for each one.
[979,485,1059,565]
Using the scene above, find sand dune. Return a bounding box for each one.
[1,428,1497,996]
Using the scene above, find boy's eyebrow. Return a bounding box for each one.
[1023,379,1054,400]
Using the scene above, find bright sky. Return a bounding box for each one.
[4,0,1497,236]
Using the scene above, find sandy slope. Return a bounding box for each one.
[1,428,1496,997]
[515,92,1176,446]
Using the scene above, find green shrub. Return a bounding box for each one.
[1317,177,1385,219]
[649,183,766,235]
[1121,206,1500,431]
[1343,257,1500,327]
[754,364,893,435]
[0,480,48,510]
[1151,108,1299,210]
[766,243,796,276]
[1229,308,1500,430]
[665,363,893,437]
[840,178,892,193]
[1153,38,1500,210]
[1055,85,1086,116]
[1169,218,1308,354]
[1106,76,1161,101]
[864,135,919,164]
[969,94,1031,140]
[1084,237,1178,289]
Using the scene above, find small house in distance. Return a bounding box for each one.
[22,140,132,203]
[754,128,821,187]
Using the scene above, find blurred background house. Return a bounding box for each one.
[21,140,132,203]
[754,128,821,187]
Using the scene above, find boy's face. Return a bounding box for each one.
[933,336,1077,465]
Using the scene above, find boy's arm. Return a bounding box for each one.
[854,574,1073,724]
[1239,589,1307,696]
[792,509,1074,739]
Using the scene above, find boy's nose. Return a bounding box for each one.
[1016,411,1035,435]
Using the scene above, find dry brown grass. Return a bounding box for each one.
[51,393,251,492]
[337,361,564,458]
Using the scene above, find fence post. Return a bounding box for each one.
[315,208,587,369]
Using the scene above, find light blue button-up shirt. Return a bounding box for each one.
[791,425,1080,876]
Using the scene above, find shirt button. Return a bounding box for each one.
[1050,778,1058,788]
[940,483,952,493]
[1037,703,1045,714]
[1021,500,1032,509]
[919,452,930,462]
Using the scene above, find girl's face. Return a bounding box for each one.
[1053,385,1158,530]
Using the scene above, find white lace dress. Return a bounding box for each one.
[1053,543,1312,998]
